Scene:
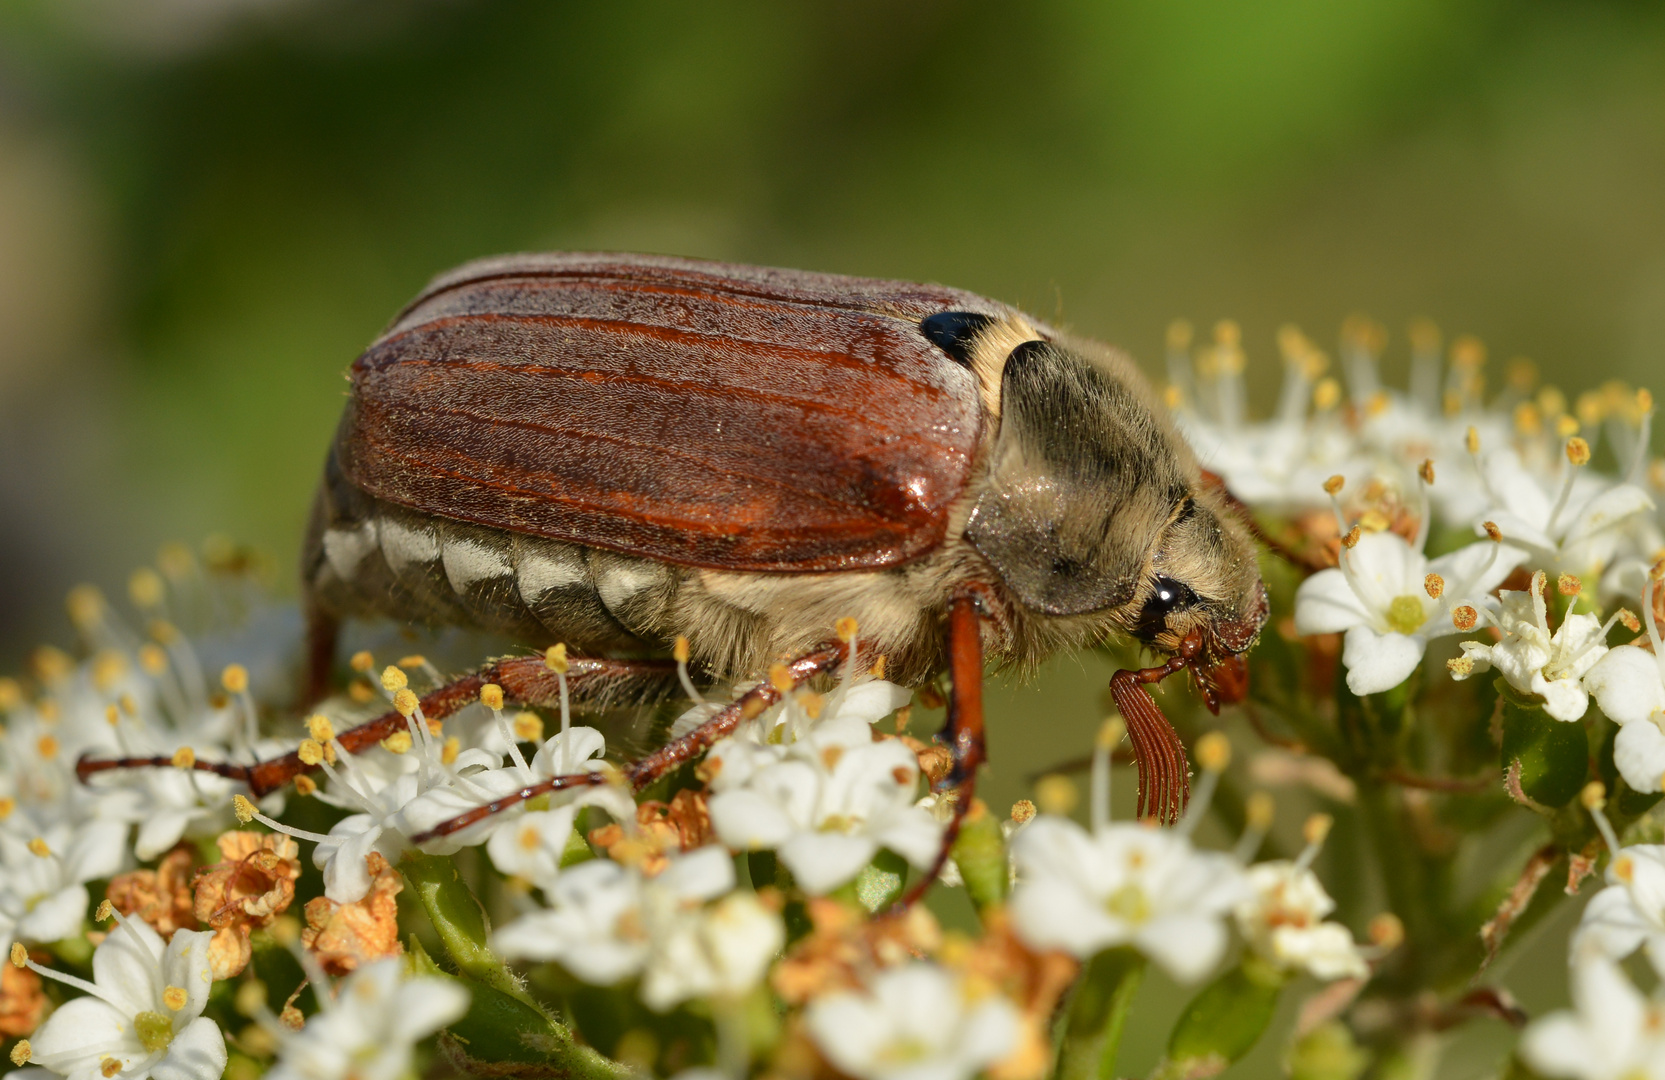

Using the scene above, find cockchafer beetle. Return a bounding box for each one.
[79,252,1268,877]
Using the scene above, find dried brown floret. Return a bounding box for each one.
[301,852,403,975]
[107,844,199,940]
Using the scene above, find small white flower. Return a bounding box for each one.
[20,919,226,1080]
[1520,953,1665,1080]
[1008,815,1246,983]
[267,958,469,1080]
[1294,530,1523,696]
[1583,579,1665,793]
[1452,572,1612,721]
[804,962,1020,1080]
[1473,449,1653,577]
[1235,861,1367,981]
[484,806,585,886]
[493,847,782,1011]
[1572,845,1665,975]
[0,821,128,952]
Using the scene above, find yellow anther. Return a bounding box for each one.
[1313,378,1342,411]
[870,655,887,680]
[268,916,300,947]
[1557,574,1582,597]
[1446,657,1474,677]
[0,797,13,820]
[442,737,460,765]
[1556,414,1580,438]
[171,747,196,769]
[545,643,569,675]
[1323,474,1345,497]
[96,899,114,921]
[1465,426,1480,455]
[1513,401,1543,437]
[9,943,26,968]
[1097,717,1126,750]
[297,740,324,766]
[1341,525,1362,549]
[348,679,376,704]
[1580,781,1606,812]
[512,712,543,742]
[66,584,106,629]
[1368,912,1405,950]
[293,774,317,796]
[1302,813,1334,847]
[1166,319,1193,351]
[36,734,59,760]
[768,663,794,693]
[1010,799,1037,825]
[1195,731,1231,773]
[480,684,505,711]
[1566,437,1591,467]
[156,541,193,580]
[9,1041,30,1067]
[1034,774,1078,817]
[232,794,256,823]
[1424,573,1445,599]
[1638,387,1654,413]
[796,690,824,720]
[1245,791,1275,831]
[221,664,249,695]
[1483,521,1503,543]
[380,665,408,692]
[673,636,690,663]
[163,986,188,1011]
[306,715,335,742]
[0,677,18,711]
[1451,334,1486,369]
[235,980,268,1018]
[128,567,165,608]
[119,693,136,716]
[381,731,413,755]
[27,837,50,858]
[392,688,419,717]
[1452,606,1479,632]
[1614,855,1635,883]
[1163,384,1184,410]
[1365,390,1389,417]
[106,704,121,726]
[1358,510,1390,533]
[32,645,73,685]
[1618,609,1641,633]
[1362,478,1387,504]
[397,654,427,670]
[349,650,374,673]
[139,644,168,675]
[148,619,180,646]
[835,616,859,643]
[90,651,127,692]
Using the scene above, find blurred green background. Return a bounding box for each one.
[0,1,1659,1074]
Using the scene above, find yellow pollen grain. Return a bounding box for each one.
[91,651,127,691]
[1246,791,1275,830]
[171,747,195,769]
[306,715,335,742]
[1556,415,1580,438]
[1613,855,1635,883]
[297,739,324,766]
[1098,717,1127,749]
[380,665,408,693]
[1035,774,1078,817]
[392,688,419,717]
[27,837,50,858]
[835,616,859,643]
[1557,574,1582,597]
[348,679,375,703]
[96,899,114,922]
[796,690,824,720]
[11,1039,30,1065]
[672,636,690,663]
[1341,525,1362,549]
[1010,799,1037,824]
[106,704,120,726]
[294,774,318,796]
[36,734,59,759]
[381,731,413,755]
[221,664,249,695]
[66,584,105,629]
[1303,813,1334,847]
[1566,437,1591,467]
[0,797,13,820]
[480,683,504,711]
[442,737,460,765]
[1618,609,1641,633]
[1451,606,1479,632]
[1323,474,1345,496]
[1365,390,1389,417]
[1163,384,1184,410]
[1369,912,1405,949]
[9,943,26,968]
[1446,657,1474,677]
[1513,402,1542,437]
[1358,510,1390,533]
[768,663,794,693]
[235,980,267,1018]
[232,794,256,823]
[1313,378,1342,411]
[1195,731,1231,773]
[544,643,569,675]
[427,717,442,737]
[870,655,887,680]
[1451,335,1486,369]
[513,712,543,742]
[349,650,374,673]
[1424,573,1445,599]
[1419,459,1435,485]
[1580,781,1606,812]
[32,645,72,685]
[1465,426,1481,455]
[139,644,168,676]
[397,654,426,670]
[163,986,188,1011]
[129,567,165,608]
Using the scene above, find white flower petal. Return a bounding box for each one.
[708,789,796,851]
[1586,646,1665,727]
[151,1016,229,1080]
[1342,625,1425,696]
[780,832,879,895]
[1293,569,1372,635]
[1614,721,1665,795]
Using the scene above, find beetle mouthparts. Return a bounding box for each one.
[1193,652,1251,715]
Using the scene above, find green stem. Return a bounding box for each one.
[401,850,538,1009]
[1058,948,1146,1080]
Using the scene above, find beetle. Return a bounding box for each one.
[80,252,1267,855]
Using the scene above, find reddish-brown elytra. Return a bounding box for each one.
[79,253,1269,868]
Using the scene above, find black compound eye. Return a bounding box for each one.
[920,311,994,366]
[1135,575,1197,639]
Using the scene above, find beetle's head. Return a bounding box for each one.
[958,332,1267,696]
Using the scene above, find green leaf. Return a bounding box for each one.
[401,850,533,1007]
[950,802,1008,913]
[1057,947,1146,1080]
[853,848,908,914]
[1499,689,1588,808]
[1159,957,1288,1077]
[1286,1021,1370,1080]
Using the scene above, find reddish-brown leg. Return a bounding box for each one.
[897,588,986,908]
[407,643,848,843]
[76,654,680,795]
